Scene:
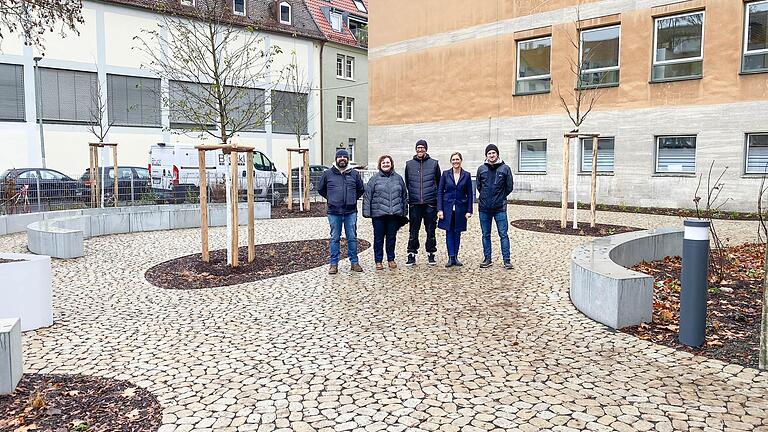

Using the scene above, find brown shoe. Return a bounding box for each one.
[328,265,338,274]
[375,262,384,270]
[388,261,397,269]
[351,263,363,272]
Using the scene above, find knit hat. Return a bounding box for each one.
[415,139,428,150]
[485,143,499,156]
[335,149,349,159]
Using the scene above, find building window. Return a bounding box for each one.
[271,90,307,134]
[230,87,266,131]
[580,137,615,172]
[107,74,161,127]
[330,12,343,32]
[746,133,768,174]
[336,55,354,79]
[580,25,620,88]
[279,1,291,25]
[652,11,704,81]
[169,81,214,128]
[353,0,366,13]
[656,136,696,173]
[39,68,97,123]
[234,0,245,16]
[518,139,547,172]
[0,63,25,121]
[348,138,356,162]
[744,1,768,73]
[336,96,354,121]
[516,36,551,95]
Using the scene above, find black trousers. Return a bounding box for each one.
[407,203,437,254]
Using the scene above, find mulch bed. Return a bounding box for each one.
[0,374,162,432]
[271,203,328,219]
[622,243,765,369]
[510,219,642,237]
[0,258,25,264]
[145,238,371,289]
[509,199,760,221]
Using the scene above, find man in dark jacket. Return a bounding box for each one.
[476,144,514,270]
[404,139,441,266]
[318,149,365,274]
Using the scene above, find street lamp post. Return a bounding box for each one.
[33,56,46,168]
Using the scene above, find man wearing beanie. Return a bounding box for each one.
[404,139,441,266]
[318,148,365,274]
[476,143,514,269]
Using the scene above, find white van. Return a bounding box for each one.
[148,144,288,201]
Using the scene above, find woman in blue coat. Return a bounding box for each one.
[437,151,474,267]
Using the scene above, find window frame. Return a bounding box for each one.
[515,36,552,95]
[745,132,768,174]
[655,135,697,174]
[330,12,343,32]
[651,11,706,81]
[38,67,98,124]
[279,1,291,25]
[579,136,616,173]
[233,0,245,16]
[336,54,354,80]
[0,63,25,122]
[106,73,162,128]
[578,24,621,88]
[742,0,768,73]
[336,96,354,122]
[353,0,367,13]
[517,139,548,173]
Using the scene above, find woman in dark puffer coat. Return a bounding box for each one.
[363,155,408,270]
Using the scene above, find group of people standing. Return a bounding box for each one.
[317,139,514,274]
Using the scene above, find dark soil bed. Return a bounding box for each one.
[508,199,760,221]
[622,243,765,369]
[0,374,162,432]
[271,202,327,219]
[145,238,371,289]
[510,219,642,237]
[0,258,25,264]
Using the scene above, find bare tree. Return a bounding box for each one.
[133,0,283,146]
[273,51,314,148]
[86,71,110,143]
[758,166,768,370]
[0,0,83,50]
[692,161,732,284]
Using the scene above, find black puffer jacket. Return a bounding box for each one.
[317,165,364,215]
[476,160,514,212]
[404,154,441,205]
[362,170,408,218]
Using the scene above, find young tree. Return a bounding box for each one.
[758,167,768,370]
[0,0,84,50]
[86,71,110,144]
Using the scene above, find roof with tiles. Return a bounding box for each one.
[304,0,368,48]
[100,0,325,41]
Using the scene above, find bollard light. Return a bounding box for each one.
[679,219,711,347]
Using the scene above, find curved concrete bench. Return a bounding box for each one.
[570,227,683,329]
[22,203,270,259]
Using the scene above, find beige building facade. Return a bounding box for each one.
[369,0,768,211]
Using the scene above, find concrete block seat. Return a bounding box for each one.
[0,254,53,331]
[18,203,271,259]
[570,227,683,329]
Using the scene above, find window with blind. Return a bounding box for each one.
[580,137,615,172]
[0,64,25,121]
[169,81,215,128]
[746,133,768,174]
[271,90,307,134]
[656,136,696,173]
[107,74,160,127]
[229,87,265,131]
[652,12,704,81]
[518,139,547,172]
[39,68,97,123]
[743,1,768,73]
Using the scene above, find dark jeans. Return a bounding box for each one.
[372,215,400,262]
[328,213,358,265]
[445,214,462,257]
[407,203,437,254]
[479,210,510,261]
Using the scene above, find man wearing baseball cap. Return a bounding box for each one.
[404,139,441,266]
[318,148,365,274]
[476,143,514,269]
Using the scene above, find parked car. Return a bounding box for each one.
[291,165,328,191]
[0,168,80,206]
[76,166,154,203]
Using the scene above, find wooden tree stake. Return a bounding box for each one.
[112,145,118,207]
[246,151,255,263]
[303,150,310,211]
[590,136,598,228]
[198,149,209,262]
[286,150,293,211]
[561,135,570,229]
[230,150,239,267]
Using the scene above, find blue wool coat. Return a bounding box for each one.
[437,168,474,232]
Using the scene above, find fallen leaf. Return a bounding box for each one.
[120,387,137,398]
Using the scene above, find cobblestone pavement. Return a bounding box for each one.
[1,205,767,432]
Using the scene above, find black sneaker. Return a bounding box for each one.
[503,260,514,270]
[427,253,437,265]
[479,258,492,268]
[453,258,463,267]
[406,253,416,266]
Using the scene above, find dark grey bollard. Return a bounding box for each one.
[679,219,711,347]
